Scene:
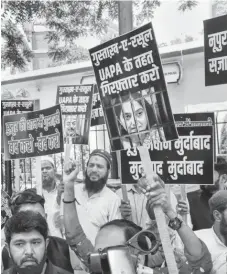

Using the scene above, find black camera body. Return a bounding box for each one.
[89,245,137,274]
[89,229,159,274]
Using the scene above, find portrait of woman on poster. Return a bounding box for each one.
[114,91,165,149]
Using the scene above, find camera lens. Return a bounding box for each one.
[137,231,157,251]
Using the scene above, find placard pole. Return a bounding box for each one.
[60,139,72,216]
[180,185,187,224]
[138,146,179,274]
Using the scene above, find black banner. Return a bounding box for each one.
[1,100,40,154]
[91,85,105,127]
[89,22,178,151]
[3,105,64,160]
[121,113,215,185]
[204,14,227,86]
[56,85,93,144]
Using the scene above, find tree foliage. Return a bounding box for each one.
[1,0,199,71]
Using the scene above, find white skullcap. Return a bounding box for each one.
[41,156,55,167]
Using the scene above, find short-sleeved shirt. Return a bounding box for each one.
[74,184,121,245]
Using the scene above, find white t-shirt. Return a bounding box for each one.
[195,227,227,274]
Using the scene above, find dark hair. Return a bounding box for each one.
[101,219,142,240]
[210,204,227,222]
[10,188,45,215]
[114,92,157,136]
[201,157,227,191]
[4,210,48,244]
[100,219,149,266]
[215,156,227,176]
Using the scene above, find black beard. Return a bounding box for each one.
[11,251,47,274]
[204,179,220,194]
[85,172,108,193]
[220,215,227,246]
[42,177,54,188]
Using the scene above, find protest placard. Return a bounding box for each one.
[3,105,64,160]
[204,14,227,86]
[1,100,40,153]
[56,85,94,144]
[91,85,105,127]
[89,22,178,151]
[121,113,215,185]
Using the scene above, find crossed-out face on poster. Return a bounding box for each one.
[89,22,178,151]
[56,85,94,145]
[121,113,215,185]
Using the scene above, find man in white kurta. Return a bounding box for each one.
[73,149,121,245]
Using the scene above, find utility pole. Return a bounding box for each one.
[118,1,133,35]
[118,2,179,273]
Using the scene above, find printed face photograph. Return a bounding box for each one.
[64,115,79,138]
[106,89,173,150]
[119,99,148,134]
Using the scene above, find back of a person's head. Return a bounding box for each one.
[209,190,227,213]
[10,188,45,215]
[4,210,48,244]
[101,219,142,241]
[101,219,149,252]
[215,156,227,175]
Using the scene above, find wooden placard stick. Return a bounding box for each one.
[116,150,129,202]
[60,139,72,216]
[36,157,42,195]
[180,185,187,224]
[165,184,171,205]
[138,146,179,274]
[117,150,132,221]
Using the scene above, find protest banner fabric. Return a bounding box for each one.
[91,85,105,127]
[56,85,93,145]
[89,22,178,151]
[3,105,64,160]
[121,113,215,185]
[204,14,227,86]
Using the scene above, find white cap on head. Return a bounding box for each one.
[41,156,55,167]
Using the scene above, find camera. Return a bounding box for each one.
[88,230,159,274]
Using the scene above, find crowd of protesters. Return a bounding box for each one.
[1,150,227,274]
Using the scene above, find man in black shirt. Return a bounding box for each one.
[1,189,73,273]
